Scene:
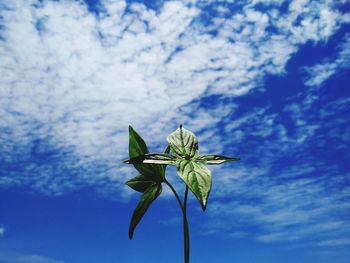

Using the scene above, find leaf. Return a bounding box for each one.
[129,183,162,240]
[124,153,176,165]
[129,125,148,159]
[167,125,199,158]
[125,175,154,193]
[197,155,241,165]
[176,159,212,211]
[128,126,164,182]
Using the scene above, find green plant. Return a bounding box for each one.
[123,125,240,263]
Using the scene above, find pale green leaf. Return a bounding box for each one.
[167,125,199,158]
[197,155,241,164]
[124,153,176,165]
[176,159,212,210]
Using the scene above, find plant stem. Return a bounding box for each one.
[183,185,190,263]
[164,179,190,263]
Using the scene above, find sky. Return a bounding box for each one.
[0,0,350,262]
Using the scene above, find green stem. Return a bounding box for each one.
[164,179,190,263]
[183,185,190,263]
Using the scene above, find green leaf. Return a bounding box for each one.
[176,159,212,211]
[124,153,176,165]
[129,125,148,159]
[129,183,162,240]
[167,125,199,158]
[128,126,164,182]
[197,155,241,165]
[125,175,154,192]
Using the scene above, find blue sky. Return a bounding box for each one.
[0,0,350,262]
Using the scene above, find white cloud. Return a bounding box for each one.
[0,0,346,195]
[316,238,350,247]
[304,34,350,87]
[0,227,4,237]
[0,251,65,263]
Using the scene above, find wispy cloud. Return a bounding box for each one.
[0,251,65,263]
[316,238,350,247]
[0,227,4,237]
[303,34,350,87]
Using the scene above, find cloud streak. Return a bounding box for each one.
[304,34,350,87]
[0,251,65,263]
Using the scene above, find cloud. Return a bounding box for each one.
[303,34,350,87]
[316,238,350,247]
[0,251,65,263]
[1,0,347,197]
[0,227,4,237]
